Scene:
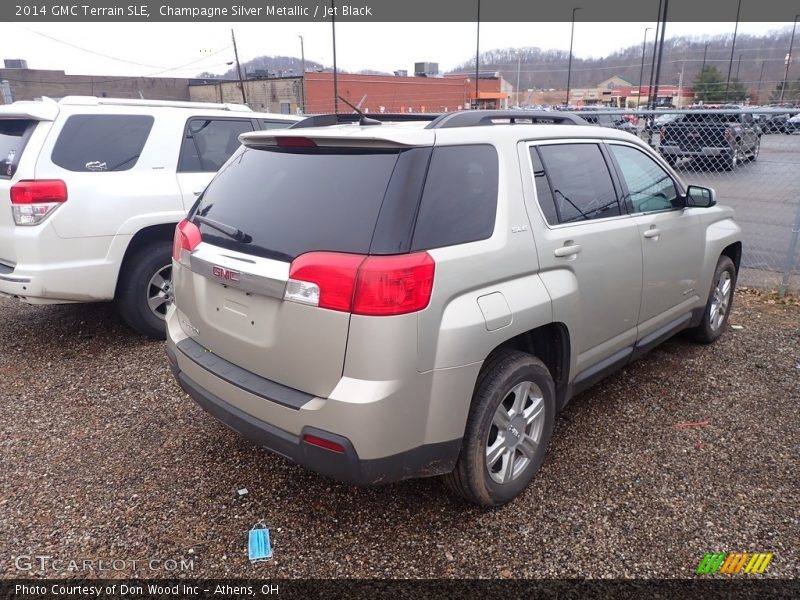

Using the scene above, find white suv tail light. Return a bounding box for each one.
[10,180,68,225]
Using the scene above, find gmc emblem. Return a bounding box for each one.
[211,265,240,283]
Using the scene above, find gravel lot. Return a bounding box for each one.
[1,289,798,579]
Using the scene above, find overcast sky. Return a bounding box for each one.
[1,22,793,78]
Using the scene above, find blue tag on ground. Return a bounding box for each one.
[248,527,272,561]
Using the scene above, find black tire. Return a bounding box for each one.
[443,350,556,507]
[115,241,173,340]
[689,256,736,345]
[749,139,760,161]
[723,148,740,171]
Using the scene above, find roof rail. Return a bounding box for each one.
[56,96,253,112]
[425,110,588,129]
[291,112,441,129]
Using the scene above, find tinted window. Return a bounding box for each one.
[51,115,153,172]
[192,147,401,261]
[0,119,35,179]
[609,144,678,213]
[411,145,498,251]
[529,147,558,225]
[178,118,254,173]
[537,144,621,223]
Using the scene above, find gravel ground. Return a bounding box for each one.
[0,289,798,579]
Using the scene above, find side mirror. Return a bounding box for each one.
[685,185,716,208]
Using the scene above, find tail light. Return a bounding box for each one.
[659,127,667,140]
[172,219,202,266]
[9,180,67,225]
[285,251,435,316]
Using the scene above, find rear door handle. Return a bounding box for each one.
[643,228,661,239]
[193,190,204,196]
[554,244,582,258]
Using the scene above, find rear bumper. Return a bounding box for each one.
[166,342,462,486]
[0,229,120,303]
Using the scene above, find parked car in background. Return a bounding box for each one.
[645,112,682,133]
[0,96,299,338]
[784,113,800,134]
[166,110,742,506]
[578,109,639,135]
[658,109,760,170]
[756,113,790,134]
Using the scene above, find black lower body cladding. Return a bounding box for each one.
[166,345,461,486]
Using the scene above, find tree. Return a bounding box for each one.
[692,66,726,102]
[770,79,800,103]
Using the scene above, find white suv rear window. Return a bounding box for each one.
[51,114,154,172]
[0,119,36,179]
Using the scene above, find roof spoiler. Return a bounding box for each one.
[290,113,441,129]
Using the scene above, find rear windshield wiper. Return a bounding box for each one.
[192,215,253,244]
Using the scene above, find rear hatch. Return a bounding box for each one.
[0,101,58,267]
[173,127,434,397]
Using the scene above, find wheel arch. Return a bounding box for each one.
[481,322,571,411]
[114,223,177,298]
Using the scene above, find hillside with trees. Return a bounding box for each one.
[449,29,798,102]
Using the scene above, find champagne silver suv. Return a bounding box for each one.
[165,111,742,506]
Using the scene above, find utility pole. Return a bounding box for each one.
[701,42,710,72]
[516,50,522,107]
[724,0,743,101]
[637,27,653,109]
[677,62,684,108]
[736,52,743,81]
[565,6,581,106]
[331,0,339,113]
[652,0,669,108]
[756,60,765,104]
[475,0,481,108]
[647,0,664,109]
[779,14,799,104]
[231,29,247,105]
[298,35,306,114]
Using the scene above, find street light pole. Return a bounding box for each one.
[724,0,743,101]
[637,27,653,109]
[565,6,581,106]
[779,14,799,104]
[298,35,306,114]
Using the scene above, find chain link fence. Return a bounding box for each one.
[573,107,800,295]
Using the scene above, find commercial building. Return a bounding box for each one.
[0,59,191,104]
[568,76,694,108]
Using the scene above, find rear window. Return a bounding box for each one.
[0,119,36,179]
[192,147,404,262]
[51,114,153,172]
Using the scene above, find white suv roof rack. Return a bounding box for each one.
[56,96,253,112]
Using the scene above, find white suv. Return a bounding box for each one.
[0,96,299,337]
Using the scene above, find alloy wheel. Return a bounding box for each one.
[147,264,173,321]
[485,381,546,484]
